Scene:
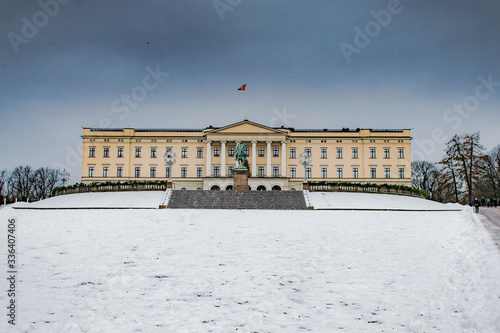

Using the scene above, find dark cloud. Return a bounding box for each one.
[1,0,499,179]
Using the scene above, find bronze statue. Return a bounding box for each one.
[235,140,247,168]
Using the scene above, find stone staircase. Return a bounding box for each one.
[167,190,307,210]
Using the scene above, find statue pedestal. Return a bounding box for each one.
[233,168,250,191]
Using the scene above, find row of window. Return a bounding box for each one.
[89,146,406,160]
[88,165,405,179]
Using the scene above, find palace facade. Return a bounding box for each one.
[81,119,412,190]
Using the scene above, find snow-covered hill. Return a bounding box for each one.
[308,192,461,210]
[14,191,165,209]
[13,190,459,211]
[1,201,499,332]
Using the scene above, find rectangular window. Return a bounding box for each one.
[399,167,405,179]
[228,146,235,157]
[165,166,170,179]
[89,147,95,158]
[321,148,327,159]
[306,167,312,179]
[337,167,343,179]
[273,166,280,177]
[88,166,95,177]
[117,147,124,158]
[197,167,203,178]
[336,148,343,159]
[244,147,250,157]
[151,147,157,158]
[197,148,203,158]
[273,147,279,157]
[213,166,220,177]
[228,166,234,177]
[398,148,404,159]
[134,166,141,178]
[353,167,359,179]
[352,148,358,159]
[150,166,156,178]
[384,148,390,159]
[181,148,188,158]
[289,148,296,159]
[384,167,391,179]
[103,147,110,158]
[321,167,328,179]
[290,167,296,178]
[117,166,123,178]
[369,148,376,159]
[213,146,220,157]
[135,147,142,158]
[103,166,109,177]
[258,166,265,177]
[259,147,265,157]
[370,167,377,179]
[181,166,187,178]
[305,148,312,158]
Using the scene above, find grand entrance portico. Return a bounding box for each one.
[202,121,293,190]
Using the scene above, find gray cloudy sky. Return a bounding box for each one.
[1,0,499,182]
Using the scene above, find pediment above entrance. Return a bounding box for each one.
[205,120,288,135]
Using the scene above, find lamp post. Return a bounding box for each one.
[61,169,70,187]
[298,150,312,189]
[163,151,177,183]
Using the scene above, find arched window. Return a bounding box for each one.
[226,185,233,190]
[272,185,281,191]
[211,185,220,191]
[257,185,266,191]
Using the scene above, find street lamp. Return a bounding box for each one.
[298,150,312,182]
[163,151,177,182]
[61,169,70,187]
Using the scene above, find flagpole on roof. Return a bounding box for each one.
[238,84,247,120]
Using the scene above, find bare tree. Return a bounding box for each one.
[8,166,36,200]
[0,170,7,204]
[0,170,7,195]
[411,161,440,200]
[436,159,462,203]
[33,168,61,200]
[441,133,485,203]
[477,145,500,199]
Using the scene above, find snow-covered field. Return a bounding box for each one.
[1,194,500,332]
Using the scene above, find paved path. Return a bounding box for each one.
[478,207,500,250]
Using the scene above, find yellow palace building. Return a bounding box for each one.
[81,119,412,190]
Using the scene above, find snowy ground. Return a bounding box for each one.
[308,192,461,210]
[14,191,165,209]
[1,194,500,332]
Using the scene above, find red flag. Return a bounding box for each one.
[238,84,246,91]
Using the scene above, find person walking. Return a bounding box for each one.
[474,198,480,213]
[481,197,486,207]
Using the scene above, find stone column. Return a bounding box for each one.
[206,140,212,176]
[251,140,257,177]
[221,140,226,177]
[281,140,286,177]
[266,140,272,177]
